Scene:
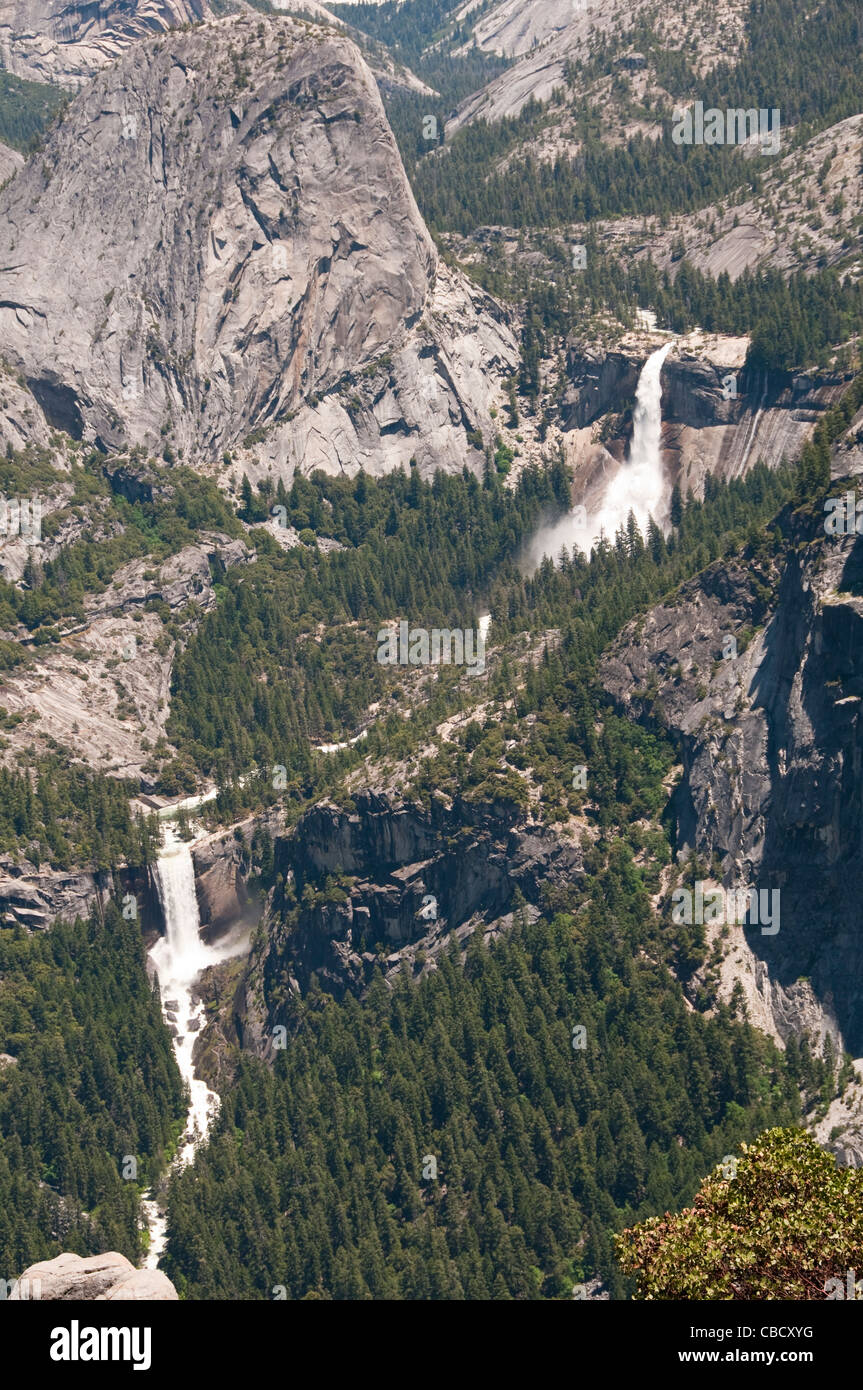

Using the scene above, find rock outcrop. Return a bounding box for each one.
[0,12,517,479]
[448,0,655,131]
[661,350,849,491]
[0,0,435,93]
[0,864,103,929]
[0,530,251,778]
[0,137,22,185]
[236,789,582,1056]
[562,344,642,433]
[599,490,863,1059]
[192,805,282,936]
[454,0,578,60]
[0,861,161,932]
[9,1251,178,1299]
[0,0,210,86]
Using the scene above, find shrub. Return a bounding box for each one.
[616,1128,863,1299]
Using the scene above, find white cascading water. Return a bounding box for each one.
[528,341,673,564]
[142,826,223,1268]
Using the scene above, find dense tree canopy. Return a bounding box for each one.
[0,903,184,1275]
[164,893,801,1300]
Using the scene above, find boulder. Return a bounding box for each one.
[9,1251,178,1301]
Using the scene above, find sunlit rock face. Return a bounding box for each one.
[0,0,211,86]
[0,12,517,481]
[9,1250,178,1299]
[601,493,863,1072]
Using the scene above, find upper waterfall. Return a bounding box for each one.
[598,340,673,540]
[527,341,673,565]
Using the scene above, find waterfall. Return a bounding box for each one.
[143,828,223,1268]
[598,341,672,538]
[527,341,673,564]
[629,342,672,477]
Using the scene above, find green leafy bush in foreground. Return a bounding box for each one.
[616,1128,863,1299]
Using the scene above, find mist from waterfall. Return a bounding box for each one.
[527,341,673,567]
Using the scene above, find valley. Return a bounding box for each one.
[0,0,862,1327]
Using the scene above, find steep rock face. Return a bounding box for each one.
[232,262,516,481]
[0,13,517,477]
[0,864,103,928]
[448,0,650,131]
[0,0,210,86]
[268,0,436,98]
[10,1251,177,1299]
[0,531,251,778]
[562,345,641,431]
[0,358,56,453]
[454,0,577,59]
[599,498,863,1060]
[192,805,282,936]
[662,355,849,492]
[236,790,582,1056]
[0,0,434,93]
[0,862,161,931]
[563,335,847,497]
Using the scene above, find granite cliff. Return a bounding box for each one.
[599,444,863,1064]
[0,12,517,479]
[216,789,582,1059]
[0,0,208,86]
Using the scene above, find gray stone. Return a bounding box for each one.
[0,138,22,186]
[235,789,582,1056]
[600,491,863,1060]
[9,1251,178,1300]
[0,14,517,482]
[0,0,209,87]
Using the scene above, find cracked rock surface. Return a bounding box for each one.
[600,487,863,1059]
[0,0,209,86]
[0,13,516,480]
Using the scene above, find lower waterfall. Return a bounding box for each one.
[142,827,223,1269]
